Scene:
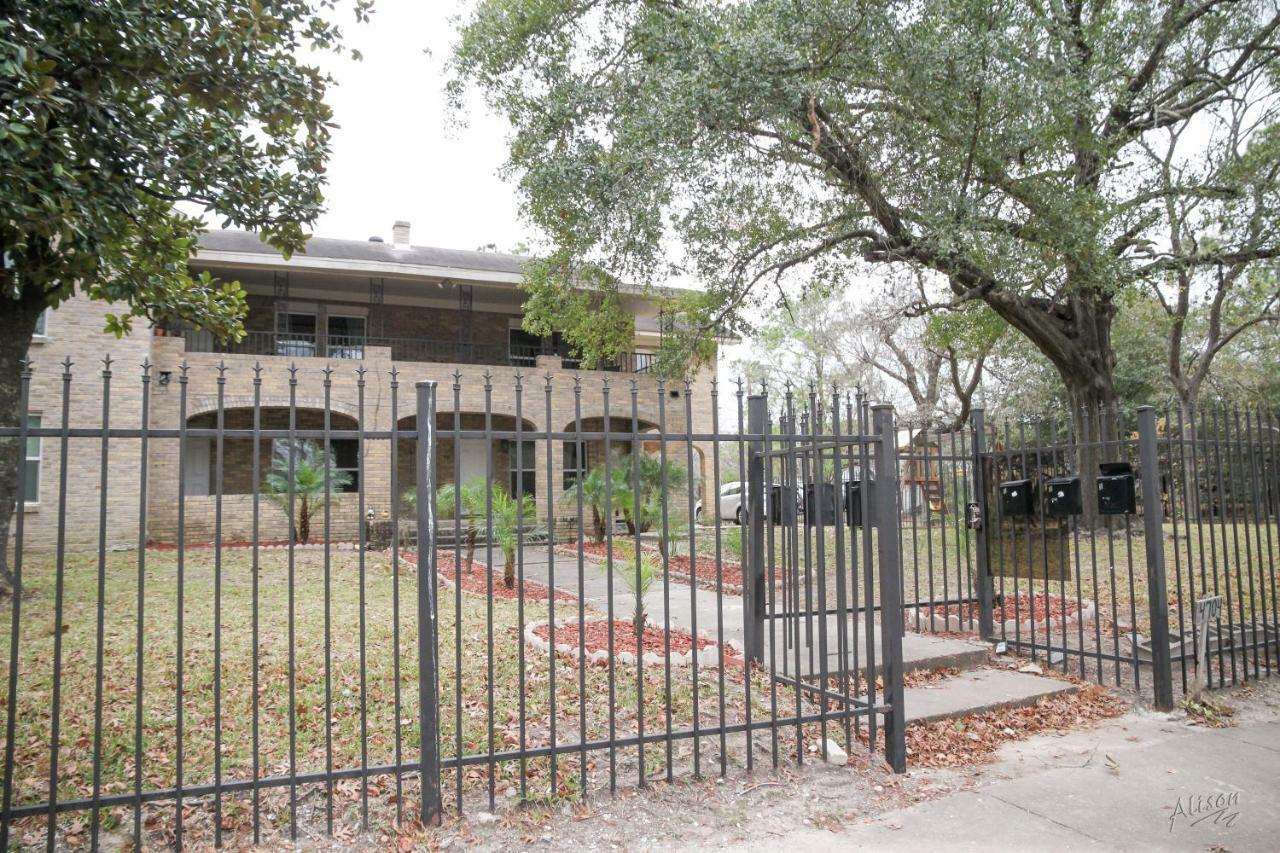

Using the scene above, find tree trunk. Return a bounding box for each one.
[1064,372,1121,531]
[465,526,477,571]
[298,496,312,544]
[1177,395,1201,522]
[0,286,48,597]
[590,505,604,543]
[984,286,1120,530]
[504,552,515,588]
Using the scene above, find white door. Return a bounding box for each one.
[183,437,211,496]
[456,438,489,486]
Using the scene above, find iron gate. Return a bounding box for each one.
[891,403,1280,708]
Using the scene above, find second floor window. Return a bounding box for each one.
[276,311,317,357]
[327,315,366,359]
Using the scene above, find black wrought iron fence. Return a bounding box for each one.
[0,361,907,850]
[889,403,1280,706]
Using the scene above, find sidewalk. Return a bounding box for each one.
[742,712,1280,852]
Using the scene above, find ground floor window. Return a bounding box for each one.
[23,413,40,503]
[269,437,360,494]
[507,439,536,497]
[563,439,588,490]
[331,438,360,492]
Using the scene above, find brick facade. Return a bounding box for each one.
[13,292,717,552]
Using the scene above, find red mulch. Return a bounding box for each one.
[664,553,748,590]
[558,541,749,593]
[407,550,576,603]
[920,592,1084,624]
[532,619,739,663]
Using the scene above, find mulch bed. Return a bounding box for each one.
[528,618,744,668]
[532,619,719,658]
[919,592,1085,624]
[557,541,751,593]
[409,550,576,603]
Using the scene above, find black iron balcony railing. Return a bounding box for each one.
[171,329,655,373]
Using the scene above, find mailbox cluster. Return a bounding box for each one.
[999,462,1136,517]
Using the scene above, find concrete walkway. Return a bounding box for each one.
[756,716,1280,852]
[510,544,985,672]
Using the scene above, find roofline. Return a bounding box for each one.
[195,247,703,300]
[192,229,702,300]
[194,248,525,287]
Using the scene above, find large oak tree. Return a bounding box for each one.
[451,0,1280,442]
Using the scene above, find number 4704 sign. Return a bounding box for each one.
[1193,596,1223,696]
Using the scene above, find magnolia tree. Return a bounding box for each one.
[452,0,1280,520]
[0,0,370,594]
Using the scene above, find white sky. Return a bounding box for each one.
[309,1,527,252]
[302,0,759,410]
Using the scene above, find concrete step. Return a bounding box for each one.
[784,631,989,679]
[888,668,1078,726]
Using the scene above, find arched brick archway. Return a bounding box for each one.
[186,407,360,495]
[394,412,539,507]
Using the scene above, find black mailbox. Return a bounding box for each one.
[1046,476,1082,517]
[1000,478,1035,517]
[1097,462,1136,515]
[843,479,875,527]
[767,483,797,526]
[804,482,840,526]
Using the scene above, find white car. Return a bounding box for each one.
[718,481,745,524]
[718,481,801,524]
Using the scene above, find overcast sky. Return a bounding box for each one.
[308,1,528,252]
[297,0,766,410]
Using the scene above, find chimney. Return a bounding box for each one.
[392,220,410,247]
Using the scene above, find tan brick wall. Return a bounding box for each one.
[12,293,719,553]
[11,296,150,554]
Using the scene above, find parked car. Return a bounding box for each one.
[719,481,745,524]
[719,481,804,524]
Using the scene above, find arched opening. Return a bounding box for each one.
[185,408,360,496]
[395,412,539,508]
[560,415,660,492]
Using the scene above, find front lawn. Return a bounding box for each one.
[0,545,799,847]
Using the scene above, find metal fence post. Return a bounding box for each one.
[873,404,907,772]
[1137,405,1175,710]
[970,408,995,640]
[415,380,443,824]
[745,394,767,663]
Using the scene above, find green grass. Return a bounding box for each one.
[0,546,796,844]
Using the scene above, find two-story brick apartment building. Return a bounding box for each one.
[18,223,716,551]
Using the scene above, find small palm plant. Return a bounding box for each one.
[611,455,685,535]
[262,440,352,544]
[434,478,490,571]
[579,467,609,543]
[603,542,658,628]
[490,486,537,588]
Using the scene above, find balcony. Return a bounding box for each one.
[171,329,656,373]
